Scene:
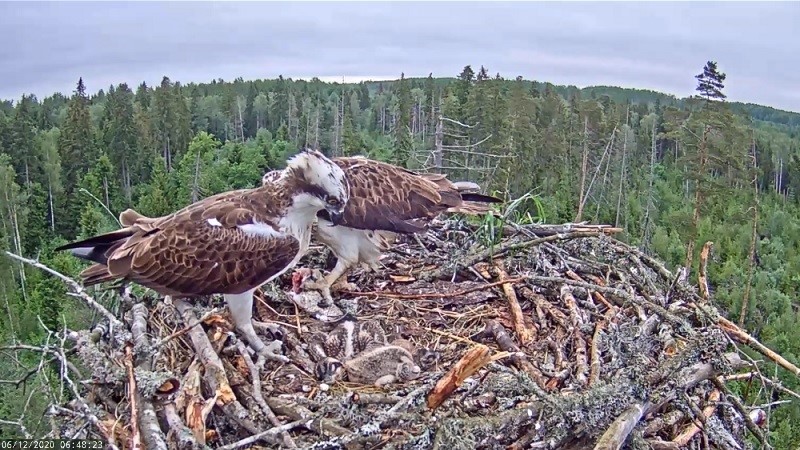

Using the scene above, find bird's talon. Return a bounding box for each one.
[253,321,284,341]
[256,340,290,364]
[317,289,335,308]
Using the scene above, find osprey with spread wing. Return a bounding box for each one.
[54,150,350,362]
[263,156,503,303]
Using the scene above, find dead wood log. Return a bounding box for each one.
[130,303,168,450]
[589,320,605,386]
[647,440,680,450]
[174,300,282,447]
[164,403,207,450]
[124,344,144,450]
[265,397,350,437]
[593,402,647,450]
[427,344,493,410]
[698,241,713,302]
[494,260,535,346]
[644,410,684,437]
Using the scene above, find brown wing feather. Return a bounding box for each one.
[72,189,298,297]
[331,157,462,233]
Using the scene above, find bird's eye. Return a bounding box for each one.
[327,198,340,206]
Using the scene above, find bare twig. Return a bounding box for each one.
[234,341,296,449]
[217,419,310,450]
[672,389,720,446]
[3,251,124,330]
[78,188,123,227]
[124,344,144,450]
[711,377,770,449]
[346,277,525,299]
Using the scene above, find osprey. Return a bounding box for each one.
[54,149,350,362]
[263,156,503,303]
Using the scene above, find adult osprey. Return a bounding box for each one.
[54,149,350,362]
[263,156,503,303]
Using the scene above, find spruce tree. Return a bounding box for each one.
[393,73,413,166]
[57,78,97,238]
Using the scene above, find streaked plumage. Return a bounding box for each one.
[55,149,350,362]
[264,156,503,302]
[307,315,421,386]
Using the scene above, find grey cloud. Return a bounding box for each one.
[1,1,798,112]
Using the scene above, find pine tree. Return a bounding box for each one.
[695,61,727,102]
[682,61,747,270]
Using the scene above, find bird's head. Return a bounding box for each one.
[284,149,349,225]
[314,357,345,384]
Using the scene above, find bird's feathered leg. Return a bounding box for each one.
[224,290,289,364]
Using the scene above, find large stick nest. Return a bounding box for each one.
[32,218,793,449]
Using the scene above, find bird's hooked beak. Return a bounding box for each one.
[326,208,345,226]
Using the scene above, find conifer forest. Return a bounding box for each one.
[1,62,800,447]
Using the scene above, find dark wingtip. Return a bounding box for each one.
[460,192,504,204]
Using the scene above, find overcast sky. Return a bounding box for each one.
[2,1,799,112]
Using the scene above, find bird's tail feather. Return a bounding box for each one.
[54,228,136,266]
[459,192,503,204]
[79,263,119,287]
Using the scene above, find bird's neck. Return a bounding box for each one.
[279,193,322,247]
[257,177,321,246]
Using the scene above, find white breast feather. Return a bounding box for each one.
[238,220,281,238]
[315,219,393,266]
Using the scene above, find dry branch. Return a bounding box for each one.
[4,251,124,330]
[715,314,800,378]
[427,344,492,410]
[698,241,713,302]
[593,402,647,450]
[672,389,720,446]
[494,260,534,346]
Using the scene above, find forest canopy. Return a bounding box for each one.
[0,62,799,447]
